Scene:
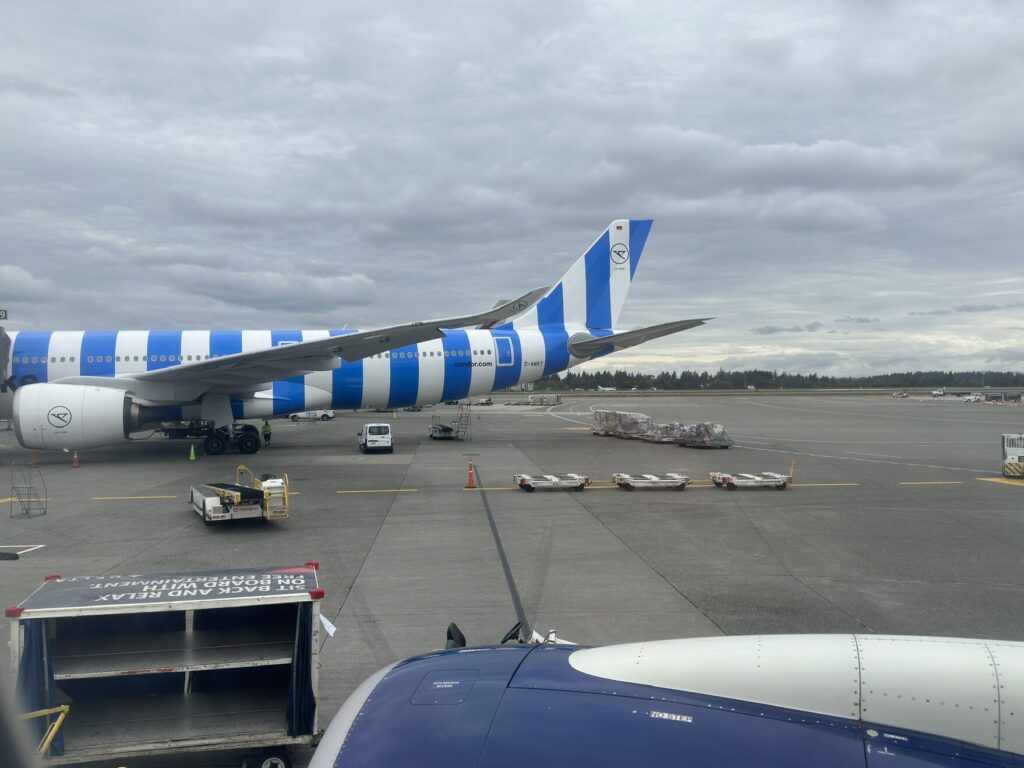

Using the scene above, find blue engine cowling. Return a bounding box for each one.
[310,642,1024,767]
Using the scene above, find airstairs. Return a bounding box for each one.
[454,403,472,441]
[10,464,47,518]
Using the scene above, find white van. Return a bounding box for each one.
[358,423,393,453]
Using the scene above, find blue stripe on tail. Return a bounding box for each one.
[629,220,652,280]
[584,230,611,331]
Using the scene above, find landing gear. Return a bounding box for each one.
[204,433,227,456]
[167,421,262,456]
[236,432,260,455]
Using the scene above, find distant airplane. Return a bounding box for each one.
[0,220,709,454]
[308,633,1024,766]
[596,385,617,391]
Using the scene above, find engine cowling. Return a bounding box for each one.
[14,383,133,450]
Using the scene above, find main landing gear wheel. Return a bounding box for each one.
[203,434,227,456]
[237,432,260,454]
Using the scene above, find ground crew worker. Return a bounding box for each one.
[262,420,272,446]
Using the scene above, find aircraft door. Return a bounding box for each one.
[494,336,514,367]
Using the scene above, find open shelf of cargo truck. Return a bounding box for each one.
[8,565,324,766]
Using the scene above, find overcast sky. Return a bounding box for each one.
[1,1,1022,375]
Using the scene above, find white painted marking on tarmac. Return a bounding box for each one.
[735,444,996,475]
[0,544,46,555]
[545,405,592,426]
[847,451,905,459]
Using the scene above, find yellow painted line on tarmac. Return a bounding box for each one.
[789,483,860,488]
[93,495,179,500]
[0,497,13,504]
[335,488,418,494]
[899,481,962,486]
[978,477,1024,487]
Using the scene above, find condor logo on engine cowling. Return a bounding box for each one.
[47,406,72,429]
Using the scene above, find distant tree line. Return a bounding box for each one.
[534,369,1024,391]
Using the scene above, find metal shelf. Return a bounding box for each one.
[52,628,294,680]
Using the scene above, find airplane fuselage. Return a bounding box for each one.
[2,326,596,422]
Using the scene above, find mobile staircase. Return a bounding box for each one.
[10,464,47,518]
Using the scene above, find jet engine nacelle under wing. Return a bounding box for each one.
[14,383,134,450]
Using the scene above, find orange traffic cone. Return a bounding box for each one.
[30,453,38,469]
[71,450,80,468]
[466,460,476,489]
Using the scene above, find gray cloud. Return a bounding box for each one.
[752,321,824,335]
[835,316,879,323]
[910,301,1024,316]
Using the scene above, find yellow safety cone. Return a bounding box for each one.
[189,444,196,462]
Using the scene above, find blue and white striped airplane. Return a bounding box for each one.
[0,219,707,455]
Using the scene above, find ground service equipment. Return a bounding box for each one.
[7,564,323,766]
[514,473,591,492]
[1003,434,1024,477]
[710,471,791,490]
[612,473,691,491]
[189,464,290,525]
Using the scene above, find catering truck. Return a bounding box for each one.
[7,564,324,767]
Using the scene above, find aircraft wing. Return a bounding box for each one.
[569,318,711,359]
[55,287,547,396]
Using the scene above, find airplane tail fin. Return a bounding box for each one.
[510,219,653,332]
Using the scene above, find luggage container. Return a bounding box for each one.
[7,564,323,766]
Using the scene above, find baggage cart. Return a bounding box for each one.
[7,564,324,766]
[710,471,790,490]
[513,473,591,492]
[612,472,691,491]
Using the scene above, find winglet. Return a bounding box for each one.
[469,286,549,330]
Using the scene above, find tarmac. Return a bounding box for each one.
[1,393,1023,767]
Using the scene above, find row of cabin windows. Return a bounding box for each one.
[371,349,492,359]
[12,354,218,364]
[12,348,496,365]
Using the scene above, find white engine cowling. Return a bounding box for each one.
[14,383,132,450]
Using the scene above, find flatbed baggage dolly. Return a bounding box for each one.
[710,471,791,490]
[190,464,290,525]
[7,564,324,767]
[612,472,691,491]
[513,473,591,492]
